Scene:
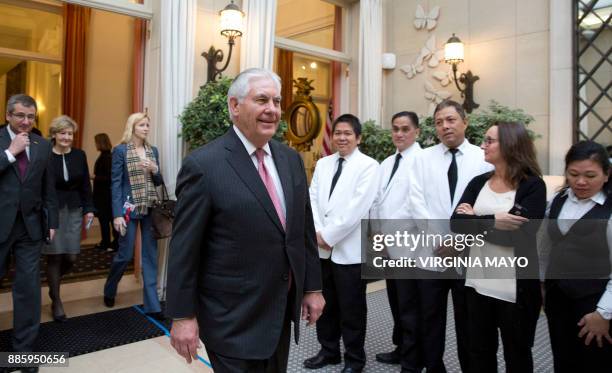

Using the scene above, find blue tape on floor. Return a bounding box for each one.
[133,305,212,368]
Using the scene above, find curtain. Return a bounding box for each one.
[359,0,382,124]
[239,0,277,70]
[144,0,196,299]
[62,3,91,148]
[277,49,293,112]
[132,0,146,113]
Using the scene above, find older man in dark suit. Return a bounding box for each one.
[0,94,58,373]
[167,68,325,373]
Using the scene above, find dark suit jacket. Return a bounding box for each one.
[111,143,162,219]
[450,172,547,280]
[0,126,59,242]
[166,128,322,360]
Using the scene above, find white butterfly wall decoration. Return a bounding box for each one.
[414,4,440,31]
[432,70,454,87]
[424,80,452,115]
[419,35,445,68]
[400,52,425,79]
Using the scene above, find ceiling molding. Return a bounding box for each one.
[0,46,62,64]
[62,0,153,19]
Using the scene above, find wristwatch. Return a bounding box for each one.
[597,307,612,320]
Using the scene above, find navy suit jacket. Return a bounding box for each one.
[111,143,162,219]
[166,128,322,359]
[0,126,58,242]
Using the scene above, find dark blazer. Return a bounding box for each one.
[0,126,59,242]
[93,150,112,216]
[111,143,162,219]
[166,128,322,360]
[451,172,547,279]
[49,148,94,212]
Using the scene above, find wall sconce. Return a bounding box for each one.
[202,0,244,82]
[444,33,479,113]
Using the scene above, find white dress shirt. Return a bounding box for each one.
[466,181,517,303]
[4,125,30,162]
[542,189,612,319]
[403,139,493,271]
[309,148,380,264]
[233,125,286,216]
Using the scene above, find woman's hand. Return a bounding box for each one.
[455,203,475,215]
[494,212,528,231]
[113,217,127,234]
[140,159,158,174]
[578,311,612,347]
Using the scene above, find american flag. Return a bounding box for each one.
[322,101,333,156]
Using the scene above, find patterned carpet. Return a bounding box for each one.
[287,289,554,372]
[0,246,129,291]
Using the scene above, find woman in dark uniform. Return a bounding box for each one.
[93,133,117,251]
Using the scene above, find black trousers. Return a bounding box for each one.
[385,279,402,347]
[316,259,367,370]
[208,303,292,373]
[465,283,541,373]
[416,270,469,373]
[0,212,42,352]
[545,283,612,373]
[97,210,117,246]
[395,278,422,372]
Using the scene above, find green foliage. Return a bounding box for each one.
[418,100,538,146]
[179,77,287,151]
[359,120,395,162]
[359,101,538,161]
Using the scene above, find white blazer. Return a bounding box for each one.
[310,149,380,264]
[371,142,422,220]
[370,143,422,259]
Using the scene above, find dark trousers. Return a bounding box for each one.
[0,212,42,352]
[396,278,422,372]
[97,210,117,246]
[207,300,292,373]
[385,279,402,347]
[545,283,612,373]
[316,259,367,370]
[465,284,540,373]
[416,271,469,373]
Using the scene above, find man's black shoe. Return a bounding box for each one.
[303,353,341,369]
[341,367,362,373]
[375,348,400,364]
[20,367,39,373]
[103,296,115,307]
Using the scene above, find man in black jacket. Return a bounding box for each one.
[0,94,58,372]
[166,68,325,373]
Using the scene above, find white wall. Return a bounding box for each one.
[82,9,134,172]
[383,0,551,172]
[193,0,242,95]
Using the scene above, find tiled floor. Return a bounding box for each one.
[1,280,554,373]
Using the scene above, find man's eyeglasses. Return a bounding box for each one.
[10,112,36,122]
[482,136,498,146]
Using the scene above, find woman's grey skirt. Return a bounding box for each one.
[42,206,83,255]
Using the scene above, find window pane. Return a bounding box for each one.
[276,0,341,51]
[0,3,63,58]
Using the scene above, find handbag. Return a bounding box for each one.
[150,183,176,239]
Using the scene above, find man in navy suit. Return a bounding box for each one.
[166,68,325,373]
[0,94,58,373]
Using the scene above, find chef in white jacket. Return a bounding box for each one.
[304,113,379,373]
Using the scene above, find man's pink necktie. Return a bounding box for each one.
[255,149,285,229]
